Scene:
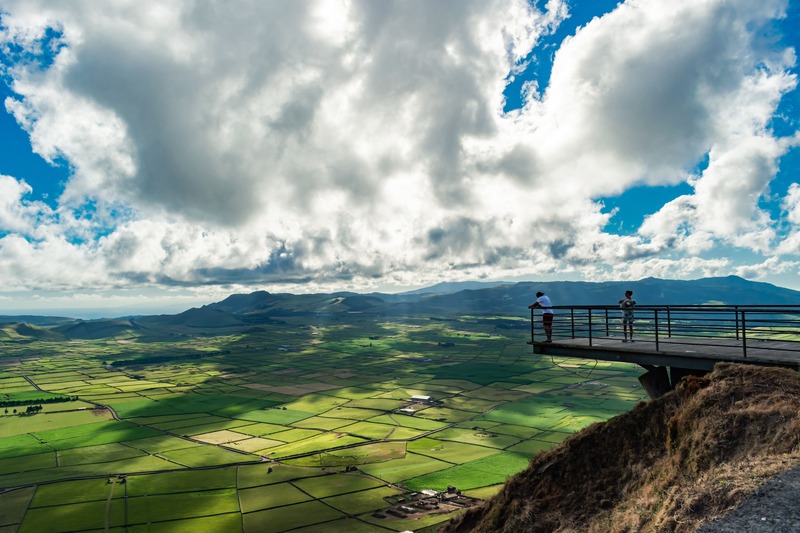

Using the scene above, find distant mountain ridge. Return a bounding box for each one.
[206,275,800,319]
[0,315,75,326]
[2,277,799,340]
[432,275,800,312]
[396,280,513,296]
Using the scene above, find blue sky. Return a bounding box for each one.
[0,0,799,317]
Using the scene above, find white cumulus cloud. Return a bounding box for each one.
[0,0,797,303]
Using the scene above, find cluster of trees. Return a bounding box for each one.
[110,352,208,367]
[0,395,75,408]
[3,405,42,415]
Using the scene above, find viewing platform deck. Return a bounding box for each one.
[532,336,800,371]
[529,305,800,397]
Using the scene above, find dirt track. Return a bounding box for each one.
[698,464,800,533]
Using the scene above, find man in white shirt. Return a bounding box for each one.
[528,291,554,342]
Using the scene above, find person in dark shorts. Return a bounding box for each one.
[619,290,636,342]
[529,291,554,342]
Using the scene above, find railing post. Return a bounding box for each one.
[531,307,535,345]
[571,308,575,339]
[605,308,609,337]
[735,306,740,341]
[654,309,659,351]
[741,311,747,359]
[588,308,593,347]
[667,307,671,338]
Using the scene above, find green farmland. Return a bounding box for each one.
[0,315,647,532]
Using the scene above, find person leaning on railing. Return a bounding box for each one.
[529,291,554,342]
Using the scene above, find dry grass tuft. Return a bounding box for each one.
[440,363,800,533]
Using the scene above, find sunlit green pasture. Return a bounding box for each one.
[262,433,368,458]
[283,441,406,467]
[319,406,386,420]
[37,421,163,450]
[127,488,240,523]
[242,500,344,533]
[127,467,236,496]
[323,485,404,515]
[367,412,448,430]
[128,513,242,533]
[0,433,53,459]
[158,444,258,468]
[237,463,324,488]
[0,452,56,476]
[414,406,476,423]
[238,408,315,425]
[238,482,312,512]
[358,451,452,483]
[124,434,203,454]
[289,415,354,431]
[168,418,256,436]
[227,436,286,452]
[0,409,114,438]
[408,438,499,464]
[404,451,531,491]
[340,420,405,440]
[18,499,126,533]
[233,421,289,436]
[292,472,384,499]
[0,486,34,529]
[430,427,522,449]
[57,442,148,466]
[29,478,120,507]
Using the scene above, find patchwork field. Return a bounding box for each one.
[0,315,647,532]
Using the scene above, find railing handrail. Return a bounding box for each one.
[544,304,800,311]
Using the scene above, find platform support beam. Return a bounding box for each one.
[638,365,710,399]
[638,366,672,400]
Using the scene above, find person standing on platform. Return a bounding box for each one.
[619,290,636,342]
[529,291,554,342]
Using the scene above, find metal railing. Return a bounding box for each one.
[530,305,800,358]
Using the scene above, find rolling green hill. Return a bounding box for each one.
[53,319,140,340]
[135,307,244,328]
[0,322,65,342]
